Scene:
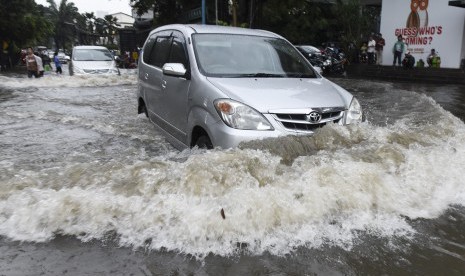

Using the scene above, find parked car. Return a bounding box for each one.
[57,50,70,64]
[69,46,120,76]
[137,24,363,149]
[33,46,47,54]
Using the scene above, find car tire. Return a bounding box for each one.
[138,100,148,117]
[195,135,213,149]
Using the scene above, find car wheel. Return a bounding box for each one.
[138,99,148,117]
[195,135,213,149]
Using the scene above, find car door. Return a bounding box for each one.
[159,31,191,143]
[142,31,172,125]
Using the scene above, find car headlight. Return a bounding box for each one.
[73,65,85,74]
[346,97,363,124]
[214,99,273,130]
[109,68,120,75]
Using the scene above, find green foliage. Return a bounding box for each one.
[259,0,331,45]
[46,0,79,51]
[0,0,53,48]
[0,0,380,60]
[331,0,381,61]
[130,0,182,26]
[103,15,120,44]
[128,0,380,49]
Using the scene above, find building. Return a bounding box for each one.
[110,12,135,29]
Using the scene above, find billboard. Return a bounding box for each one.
[380,0,465,68]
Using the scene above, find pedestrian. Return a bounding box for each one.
[25,47,43,78]
[367,36,376,64]
[360,43,368,63]
[375,33,385,65]
[53,52,62,74]
[426,49,440,68]
[392,35,406,66]
[35,52,45,77]
[402,51,415,69]
[131,49,139,65]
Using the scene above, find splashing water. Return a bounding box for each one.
[0,75,464,259]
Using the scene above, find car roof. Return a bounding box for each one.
[150,24,283,39]
[296,45,321,52]
[73,45,109,50]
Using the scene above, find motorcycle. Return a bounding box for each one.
[321,47,346,75]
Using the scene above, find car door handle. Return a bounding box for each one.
[144,73,149,80]
[162,80,167,89]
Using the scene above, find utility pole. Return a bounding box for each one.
[232,0,238,27]
[215,0,218,25]
[202,0,206,24]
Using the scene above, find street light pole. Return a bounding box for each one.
[202,0,206,24]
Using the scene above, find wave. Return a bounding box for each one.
[0,82,464,259]
[0,69,137,89]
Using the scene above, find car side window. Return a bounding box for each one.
[169,37,188,69]
[149,36,172,68]
[142,35,156,64]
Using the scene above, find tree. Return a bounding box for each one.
[0,0,53,47]
[0,0,53,67]
[103,15,120,45]
[128,0,381,49]
[332,0,380,60]
[83,13,98,45]
[94,17,106,44]
[46,0,79,51]
[260,0,329,44]
[130,0,191,26]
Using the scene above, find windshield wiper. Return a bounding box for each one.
[230,73,286,78]
[286,73,317,78]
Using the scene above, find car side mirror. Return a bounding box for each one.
[162,63,186,77]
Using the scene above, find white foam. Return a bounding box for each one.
[0,71,137,89]
[1,87,465,259]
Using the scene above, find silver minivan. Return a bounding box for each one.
[137,24,363,149]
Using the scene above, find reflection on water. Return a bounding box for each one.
[0,73,465,273]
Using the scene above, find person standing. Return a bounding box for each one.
[53,52,62,74]
[367,36,376,64]
[131,49,139,65]
[392,35,406,66]
[360,43,368,63]
[375,33,385,65]
[25,47,43,78]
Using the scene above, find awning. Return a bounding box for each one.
[449,0,465,8]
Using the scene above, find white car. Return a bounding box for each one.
[57,50,70,64]
[69,46,119,75]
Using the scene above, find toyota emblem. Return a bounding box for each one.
[306,111,321,123]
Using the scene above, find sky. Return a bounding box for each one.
[35,0,133,16]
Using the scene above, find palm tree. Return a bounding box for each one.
[46,0,79,51]
[84,12,96,44]
[94,17,106,44]
[103,15,120,45]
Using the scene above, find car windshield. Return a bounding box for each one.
[73,49,113,61]
[192,34,317,78]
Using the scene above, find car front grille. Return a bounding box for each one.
[271,107,345,132]
[83,69,110,74]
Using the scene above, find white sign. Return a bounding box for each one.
[380,0,465,68]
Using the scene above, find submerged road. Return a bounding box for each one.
[0,69,464,275]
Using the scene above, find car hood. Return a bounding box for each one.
[206,77,350,113]
[72,60,116,69]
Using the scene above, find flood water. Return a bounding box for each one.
[0,67,464,275]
